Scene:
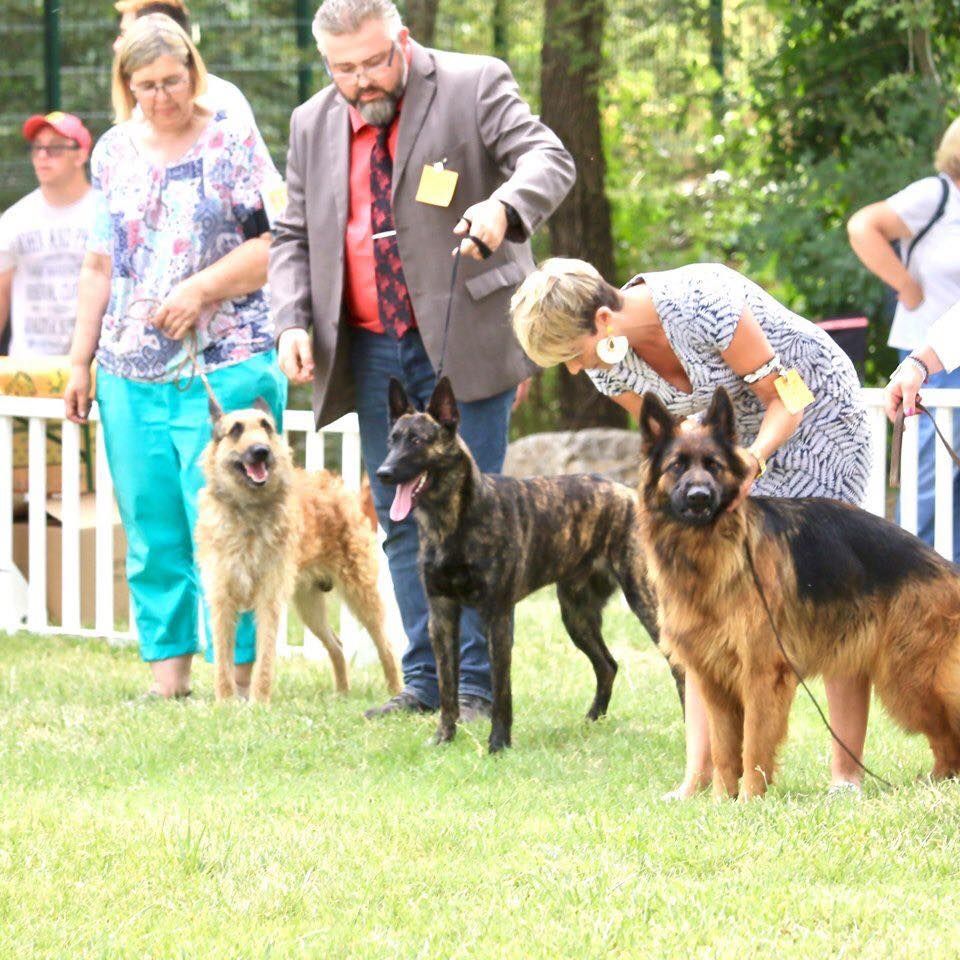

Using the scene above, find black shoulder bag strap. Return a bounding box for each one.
[904,174,950,266]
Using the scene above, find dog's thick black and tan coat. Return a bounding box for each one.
[378,377,681,753]
[637,386,960,799]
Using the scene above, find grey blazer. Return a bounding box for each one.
[269,42,575,428]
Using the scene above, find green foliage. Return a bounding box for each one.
[601,0,960,387]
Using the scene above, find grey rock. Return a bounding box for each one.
[502,429,644,486]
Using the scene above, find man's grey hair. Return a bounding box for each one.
[312,0,403,53]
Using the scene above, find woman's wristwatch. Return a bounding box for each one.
[746,444,767,478]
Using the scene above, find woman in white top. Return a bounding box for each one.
[848,117,960,559]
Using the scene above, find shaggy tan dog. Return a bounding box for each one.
[195,399,402,703]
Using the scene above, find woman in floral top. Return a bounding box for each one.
[65,14,286,699]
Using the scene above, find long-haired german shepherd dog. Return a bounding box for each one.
[195,399,402,703]
[637,386,960,799]
[377,377,682,754]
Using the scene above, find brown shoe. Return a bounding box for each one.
[458,694,492,722]
[363,689,434,719]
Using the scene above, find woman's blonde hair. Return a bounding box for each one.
[111,13,207,122]
[510,258,624,368]
[935,117,960,181]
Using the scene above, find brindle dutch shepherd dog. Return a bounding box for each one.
[637,386,960,799]
[377,376,682,754]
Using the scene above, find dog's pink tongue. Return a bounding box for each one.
[390,479,417,522]
[245,462,268,483]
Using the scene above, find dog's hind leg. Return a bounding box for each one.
[428,595,461,744]
[487,609,514,753]
[293,580,349,694]
[250,596,282,705]
[337,564,402,695]
[556,578,618,721]
[209,592,238,702]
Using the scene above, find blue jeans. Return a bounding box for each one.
[349,326,514,707]
[899,349,960,561]
[97,352,288,663]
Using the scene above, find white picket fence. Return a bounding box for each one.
[0,395,403,665]
[1,388,958,653]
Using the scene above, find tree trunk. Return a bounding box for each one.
[492,0,508,61]
[540,0,627,430]
[404,0,440,47]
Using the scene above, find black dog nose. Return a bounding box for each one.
[685,487,712,509]
[376,464,396,484]
[247,444,271,464]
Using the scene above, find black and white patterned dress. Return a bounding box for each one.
[588,263,871,505]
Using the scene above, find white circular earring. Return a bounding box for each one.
[596,325,629,364]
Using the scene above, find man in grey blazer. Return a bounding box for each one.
[269,0,575,718]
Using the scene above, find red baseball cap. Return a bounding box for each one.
[22,112,92,153]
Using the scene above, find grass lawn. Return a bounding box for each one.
[2,591,959,959]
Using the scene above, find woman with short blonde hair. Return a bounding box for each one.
[510,258,623,368]
[511,257,873,799]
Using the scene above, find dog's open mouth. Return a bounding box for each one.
[678,503,715,525]
[238,460,270,486]
[389,472,430,522]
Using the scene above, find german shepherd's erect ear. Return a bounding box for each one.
[427,376,460,432]
[703,387,738,446]
[388,377,416,424]
[638,392,675,456]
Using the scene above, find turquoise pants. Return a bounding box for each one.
[96,352,288,663]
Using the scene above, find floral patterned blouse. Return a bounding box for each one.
[88,113,276,382]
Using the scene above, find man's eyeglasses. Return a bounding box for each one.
[129,75,191,99]
[28,144,80,157]
[324,43,397,83]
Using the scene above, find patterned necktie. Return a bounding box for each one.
[370,125,415,338]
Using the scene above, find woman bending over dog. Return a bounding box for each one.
[510,258,872,797]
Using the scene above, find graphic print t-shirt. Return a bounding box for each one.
[0,188,97,357]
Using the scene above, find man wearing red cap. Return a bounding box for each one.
[0,112,96,357]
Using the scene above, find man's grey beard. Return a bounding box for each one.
[356,92,401,127]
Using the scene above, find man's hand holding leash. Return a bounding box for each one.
[453,198,508,260]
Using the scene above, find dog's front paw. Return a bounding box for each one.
[214,680,237,702]
[488,733,511,754]
[431,722,456,745]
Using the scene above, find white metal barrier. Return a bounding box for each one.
[0,396,402,666]
[1,389,959,651]
[861,387,960,562]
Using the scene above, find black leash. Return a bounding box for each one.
[743,541,895,790]
[434,219,491,382]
